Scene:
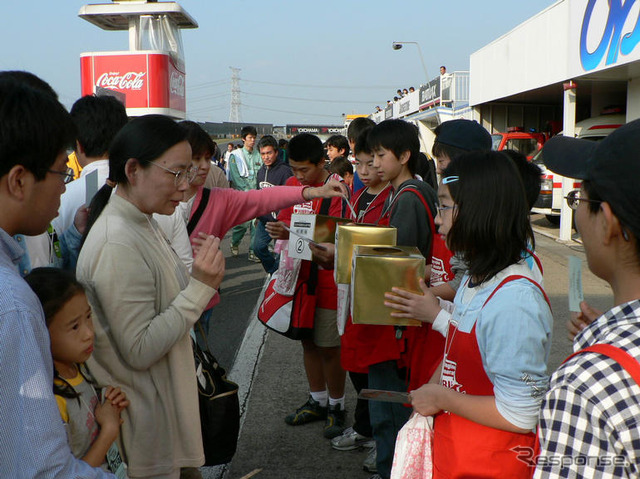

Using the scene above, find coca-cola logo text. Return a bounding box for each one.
[96,71,146,91]
[170,71,185,97]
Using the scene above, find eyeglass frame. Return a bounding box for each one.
[140,159,198,186]
[436,204,456,215]
[46,167,75,184]
[564,189,602,211]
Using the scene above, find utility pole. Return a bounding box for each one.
[229,66,242,123]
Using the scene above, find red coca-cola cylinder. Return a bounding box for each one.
[80,51,186,118]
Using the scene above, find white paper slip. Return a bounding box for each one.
[282,222,326,252]
[568,255,584,313]
[85,169,99,206]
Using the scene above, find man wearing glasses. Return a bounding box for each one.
[535,119,640,478]
[0,76,114,477]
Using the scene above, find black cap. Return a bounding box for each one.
[434,119,492,151]
[542,118,640,237]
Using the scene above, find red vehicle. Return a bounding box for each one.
[491,127,547,159]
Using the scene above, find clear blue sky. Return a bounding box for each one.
[0,1,556,125]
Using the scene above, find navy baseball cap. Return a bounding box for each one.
[541,118,640,237]
[434,119,492,151]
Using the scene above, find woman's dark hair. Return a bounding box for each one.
[83,115,187,244]
[179,120,215,158]
[24,267,93,401]
[367,119,419,175]
[443,150,533,283]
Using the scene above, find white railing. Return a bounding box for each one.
[370,71,469,123]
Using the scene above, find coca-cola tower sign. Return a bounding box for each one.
[80,52,186,117]
[77,1,197,120]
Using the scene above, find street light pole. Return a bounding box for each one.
[392,41,429,83]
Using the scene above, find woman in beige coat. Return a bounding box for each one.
[77,115,225,479]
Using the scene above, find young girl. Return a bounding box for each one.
[385,151,552,478]
[24,267,129,472]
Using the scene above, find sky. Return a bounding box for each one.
[0,1,557,126]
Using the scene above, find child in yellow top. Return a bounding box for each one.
[25,267,129,471]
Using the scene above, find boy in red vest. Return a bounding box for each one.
[266,133,348,439]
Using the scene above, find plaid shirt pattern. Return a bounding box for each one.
[535,300,640,478]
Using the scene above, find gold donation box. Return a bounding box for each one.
[351,245,425,327]
[335,224,397,284]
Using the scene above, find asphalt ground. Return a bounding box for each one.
[202,218,612,479]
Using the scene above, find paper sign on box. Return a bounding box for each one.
[287,214,349,260]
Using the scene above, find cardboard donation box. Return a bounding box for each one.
[351,245,425,327]
[288,214,349,261]
[335,224,397,284]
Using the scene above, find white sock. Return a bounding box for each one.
[329,395,345,410]
[310,390,328,407]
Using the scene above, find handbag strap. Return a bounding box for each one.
[187,188,212,236]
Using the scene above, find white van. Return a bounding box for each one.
[531,113,625,223]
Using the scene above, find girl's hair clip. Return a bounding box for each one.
[442,176,459,184]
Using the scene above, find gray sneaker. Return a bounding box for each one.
[363,445,377,473]
[331,426,374,451]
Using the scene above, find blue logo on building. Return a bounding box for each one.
[581,0,640,71]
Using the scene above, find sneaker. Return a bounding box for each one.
[230,245,239,257]
[363,446,377,473]
[323,404,346,439]
[331,426,374,451]
[284,396,327,426]
[248,251,261,263]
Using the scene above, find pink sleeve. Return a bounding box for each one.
[201,186,306,238]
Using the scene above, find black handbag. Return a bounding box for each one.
[192,331,240,466]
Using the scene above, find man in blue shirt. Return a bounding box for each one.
[0,74,113,477]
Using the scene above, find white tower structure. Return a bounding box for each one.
[229,67,242,123]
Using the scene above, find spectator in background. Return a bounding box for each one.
[393,96,399,102]
[386,100,392,106]
[253,135,293,273]
[440,65,447,75]
[396,89,403,98]
[211,140,221,164]
[0,74,113,478]
[409,86,415,93]
[402,88,409,96]
[328,156,354,190]
[228,126,262,260]
[278,138,289,164]
[325,134,350,165]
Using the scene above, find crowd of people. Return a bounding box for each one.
[2,68,640,479]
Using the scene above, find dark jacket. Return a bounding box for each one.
[256,158,293,223]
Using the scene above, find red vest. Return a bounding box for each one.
[433,276,549,479]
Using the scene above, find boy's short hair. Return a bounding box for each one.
[179,120,216,158]
[367,119,419,175]
[347,117,376,143]
[257,135,278,152]
[325,134,350,155]
[328,156,353,178]
[278,138,289,149]
[501,149,542,210]
[289,133,324,165]
[240,125,257,139]
[71,95,128,158]
[354,129,372,156]
[0,79,75,181]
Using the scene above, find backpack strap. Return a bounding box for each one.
[562,343,640,385]
[482,274,551,311]
[187,188,211,236]
[397,187,436,259]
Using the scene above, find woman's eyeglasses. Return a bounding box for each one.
[143,160,198,186]
[565,189,602,210]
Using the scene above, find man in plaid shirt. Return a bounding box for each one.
[534,119,640,478]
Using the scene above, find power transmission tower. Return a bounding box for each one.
[229,67,242,123]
